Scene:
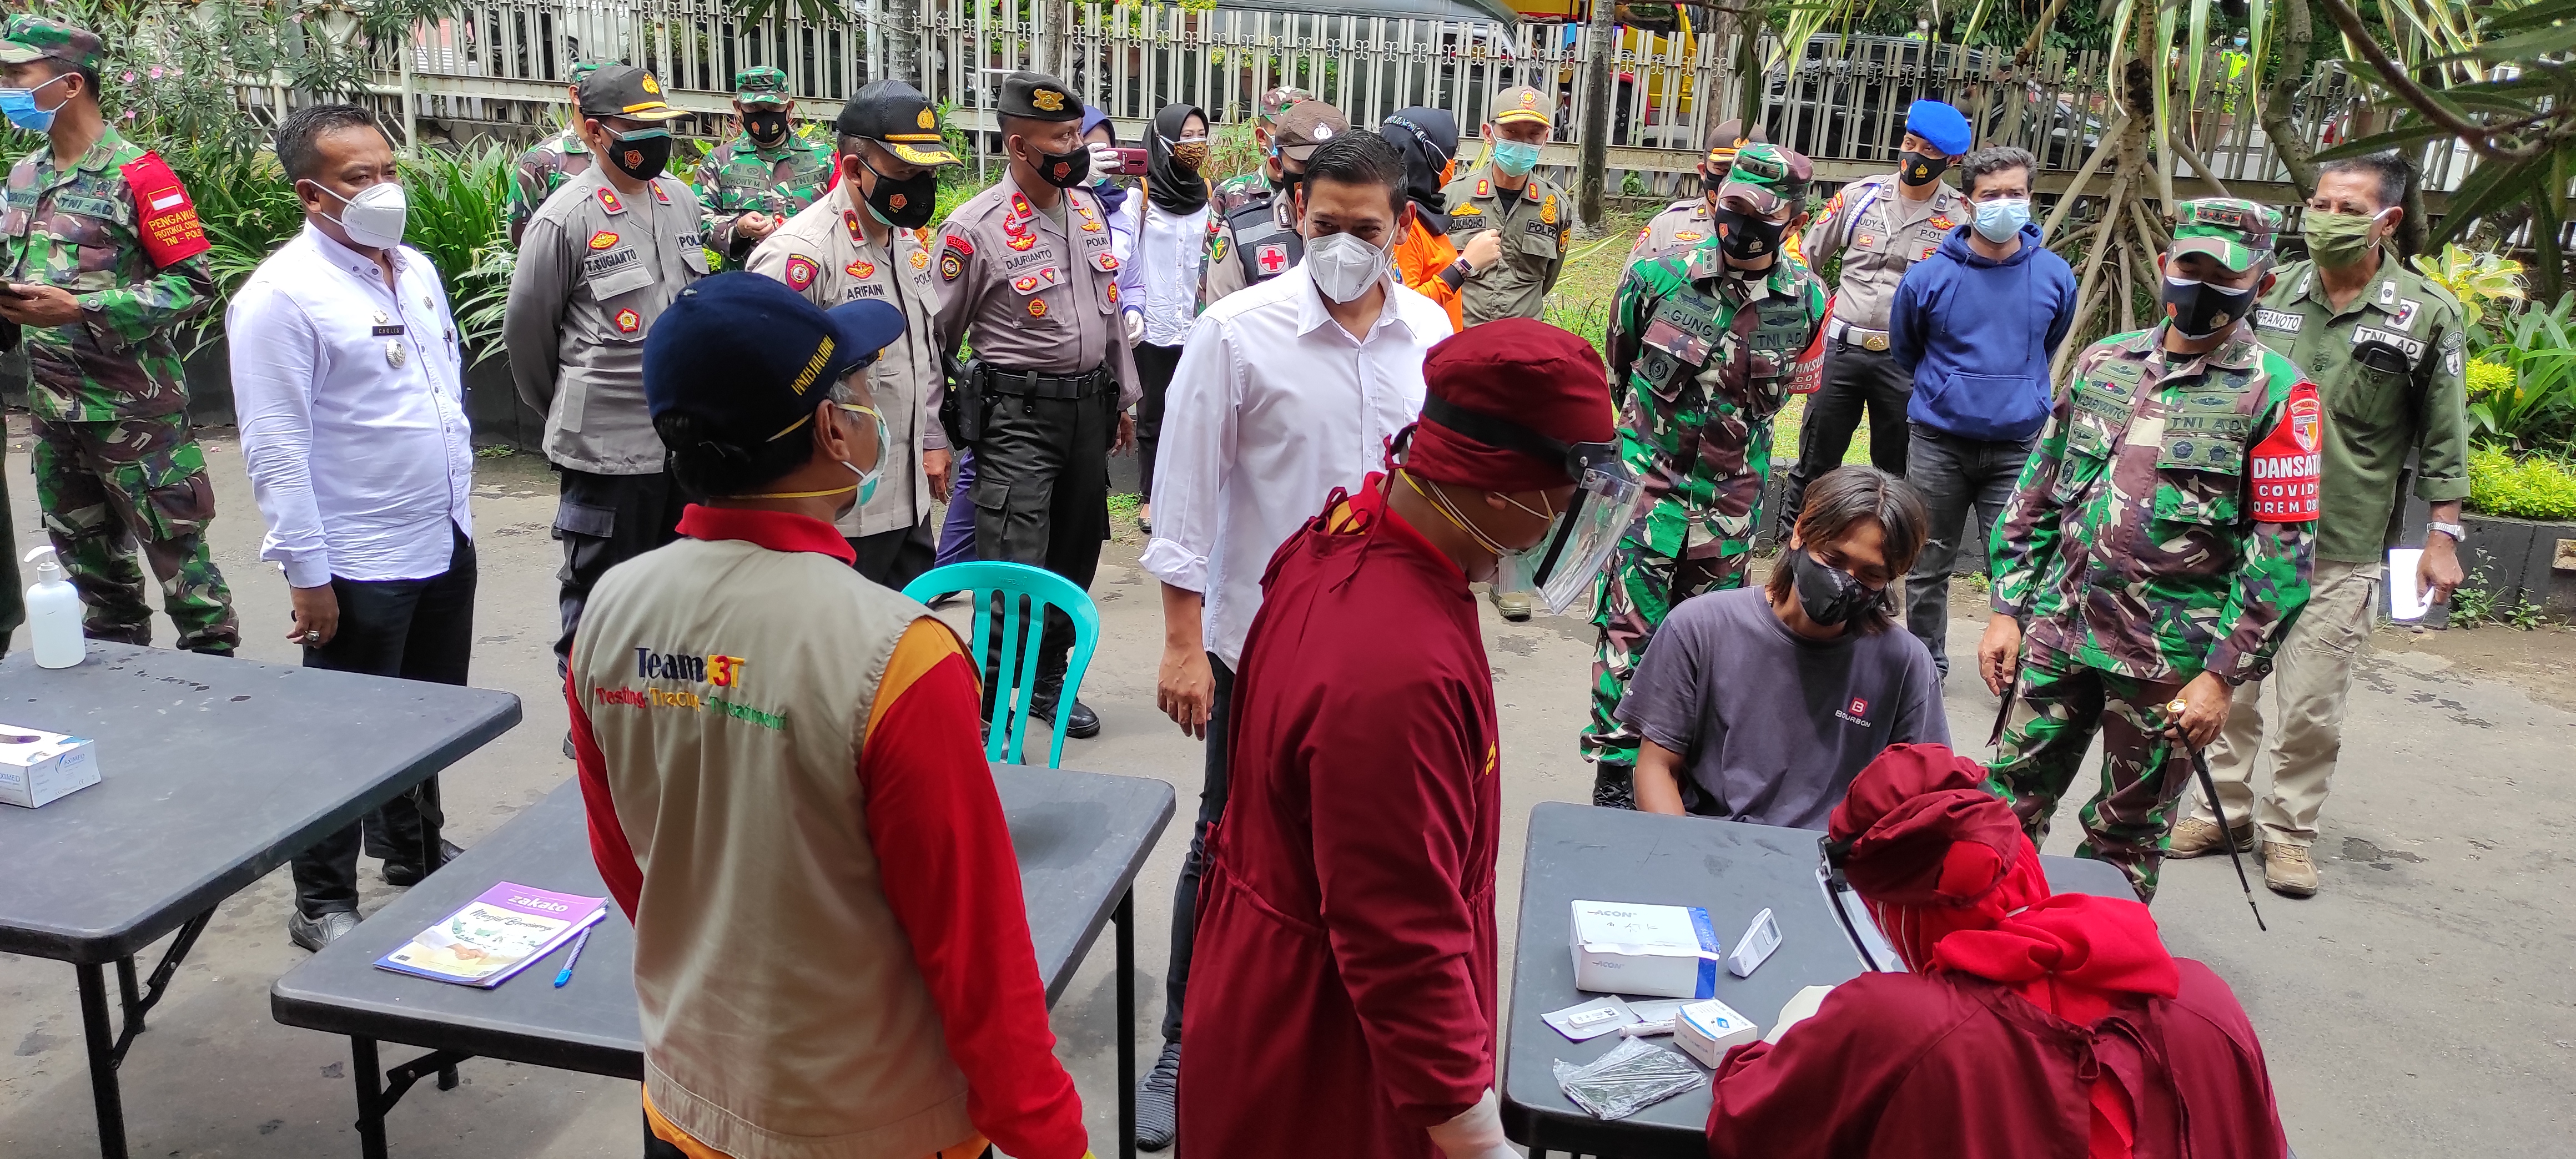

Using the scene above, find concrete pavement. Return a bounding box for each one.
[0,421,2569,1157]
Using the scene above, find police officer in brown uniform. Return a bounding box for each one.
[933,71,1137,736]
[1441,84,1571,329]
[747,79,959,590]
[1199,99,1348,308]
[504,64,706,682]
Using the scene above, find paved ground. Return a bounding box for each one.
[1,424,2569,1157]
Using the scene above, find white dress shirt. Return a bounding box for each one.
[1141,263,1455,667]
[229,224,474,588]
[1114,196,1209,347]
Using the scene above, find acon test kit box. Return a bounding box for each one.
[0,725,99,809]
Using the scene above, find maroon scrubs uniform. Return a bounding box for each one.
[1178,479,1501,1158]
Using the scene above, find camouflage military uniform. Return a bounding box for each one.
[1988,269,2322,898]
[506,129,591,246]
[3,127,236,652]
[1583,144,1828,804]
[695,67,833,263]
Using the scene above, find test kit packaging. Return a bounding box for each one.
[1728,908,1782,977]
[1571,900,1722,1000]
[1673,997,1762,1067]
[0,726,99,809]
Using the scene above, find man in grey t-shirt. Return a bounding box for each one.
[1617,466,1948,828]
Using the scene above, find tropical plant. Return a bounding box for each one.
[2467,444,2576,520]
[2469,294,2576,452]
[2412,244,2526,333]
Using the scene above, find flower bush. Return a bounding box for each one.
[2466,445,2576,522]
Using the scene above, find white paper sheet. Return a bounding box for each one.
[2388,548,2429,621]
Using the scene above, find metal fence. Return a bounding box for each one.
[362,1,2442,199]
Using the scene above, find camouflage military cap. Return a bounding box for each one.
[734,65,791,107]
[2170,198,2281,273]
[1256,86,1314,125]
[0,15,103,73]
[1715,143,1812,214]
[568,60,605,83]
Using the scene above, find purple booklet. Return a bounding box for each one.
[375,881,610,989]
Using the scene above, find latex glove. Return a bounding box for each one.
[1122,305,1145,345]
[1425,1089,1515,1159]
[1087,140,1123,179]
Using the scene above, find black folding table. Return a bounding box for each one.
[0,643,521,1159]
[1501,801,2137,1157]
[273,766,1174,1159]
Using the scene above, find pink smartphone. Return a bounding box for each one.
[1105,147,1148,175]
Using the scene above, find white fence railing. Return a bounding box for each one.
[356,2,2450,198]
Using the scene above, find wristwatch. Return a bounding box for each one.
[2428,521,2466,544]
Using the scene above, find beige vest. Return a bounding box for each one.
[572,536,968,1158]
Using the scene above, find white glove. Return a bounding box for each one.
[1087,140,1123,179]
[1425,1089,1516,1159]
[1122,305,1145,345]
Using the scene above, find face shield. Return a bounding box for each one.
[1417,395,1648,617]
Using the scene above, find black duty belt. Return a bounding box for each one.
[983,363,1116,400]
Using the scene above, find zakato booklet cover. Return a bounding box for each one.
[376,882,609,988]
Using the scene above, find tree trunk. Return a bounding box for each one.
[2258,0,2318,198]
[1576,0,1614,233]
[886,0,922,87]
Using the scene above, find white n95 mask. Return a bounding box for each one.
[1306,230,1388,303]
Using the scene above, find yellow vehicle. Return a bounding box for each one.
[1511,3,1701,141]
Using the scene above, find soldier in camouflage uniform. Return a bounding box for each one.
[693,65,834,265]
[1981,199,2322,901]
[1584,143,1827,807]
[506,60,603,247]
[0,16,236,653]
[1206,85,1312,218]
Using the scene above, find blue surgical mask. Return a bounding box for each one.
[1973,198,2031,243]
[0,74,72,134]
[1492,140,1541,178]
[835,402,889,510]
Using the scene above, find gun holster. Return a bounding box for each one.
[942,357,989,449]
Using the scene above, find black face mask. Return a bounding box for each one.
[1714,206,1786,261]
[2161,275,2260,339]
[605,128,672,183]
[744,110,790,144]
[1898,149,1950,187]
[855,155,938,230]
[1789,547,1876,627]
[1022,140,1090,189]
[1702,169,1729,194]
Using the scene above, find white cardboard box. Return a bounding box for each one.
[0,725,98,809]
[1673,997,1763,1067]
[1570,899,1720,999]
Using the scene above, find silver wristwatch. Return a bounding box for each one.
[2428,521,2466,543]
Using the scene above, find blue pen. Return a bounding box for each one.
[553,926,594,988]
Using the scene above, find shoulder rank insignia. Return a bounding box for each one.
[1475,178,1491,198]
[1009,191,1035,221]
[653,183,671,205]
[844,209,864,240]
[596,186,625,214]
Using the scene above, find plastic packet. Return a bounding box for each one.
[1551,1035,1707,1121]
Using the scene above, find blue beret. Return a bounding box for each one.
[645,273,903,447]
[1905,99,1971,157]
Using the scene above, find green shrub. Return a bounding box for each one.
[2466,359,2515,401]
[2466,446,2576,521]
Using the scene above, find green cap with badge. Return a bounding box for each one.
[735,65,791,107]
[2169,198,2282,273]
[0,15,104,73]
[1716,142,1813,214]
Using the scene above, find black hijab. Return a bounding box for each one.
[1144,103,1210,216]
[1381,107,1459,236]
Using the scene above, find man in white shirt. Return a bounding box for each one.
[228,105,476,952]
[1131,129,1452,1148]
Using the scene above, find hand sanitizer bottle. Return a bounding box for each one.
[23,546,83,669]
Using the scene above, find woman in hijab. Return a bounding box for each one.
[1380,107,1495,332]
[1113,103,1211,533]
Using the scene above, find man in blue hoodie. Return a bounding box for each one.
[1886,145,2075,676]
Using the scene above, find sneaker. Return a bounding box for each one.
[2262,841,2319,897]
[288,909,361,953]
[1492,590,1533,622]
[2167,817,2252,859]
[1134,1040,1180,1150]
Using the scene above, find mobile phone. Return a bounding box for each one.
[1108,147,1148,175]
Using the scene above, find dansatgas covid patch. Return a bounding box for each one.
[2248,382,2325,522]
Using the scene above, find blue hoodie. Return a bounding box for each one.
[1888,221,2076,442]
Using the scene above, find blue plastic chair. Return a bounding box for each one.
[900,561,1100,769]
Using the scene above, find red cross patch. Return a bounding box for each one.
[1256,243,1288,275]
[613,308,641,334]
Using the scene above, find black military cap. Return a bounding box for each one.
[997,71,1081,122]
[836,79,961,167]
[577,64,688,122]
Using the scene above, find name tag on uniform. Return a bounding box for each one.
[1641,316,1712,365]
[583,246,642,280]
[371,323,405,336]
[2253,308,2302,333]
[2352,325,2424,359]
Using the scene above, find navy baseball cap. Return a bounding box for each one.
[645,273,906,446]
[1905,99,1971,156]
